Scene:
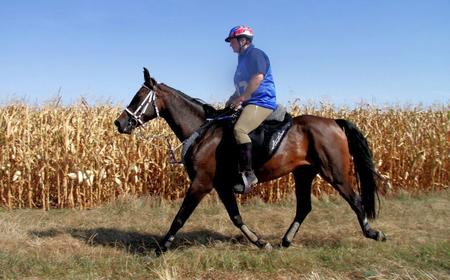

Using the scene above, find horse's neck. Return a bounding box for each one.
[160,89,206,141]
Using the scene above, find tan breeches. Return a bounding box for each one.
[234,104,274,144]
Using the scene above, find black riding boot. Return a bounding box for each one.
[233,143,258,194]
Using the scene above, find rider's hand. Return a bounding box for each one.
[229,97,243,111]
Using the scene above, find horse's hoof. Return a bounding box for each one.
[154,246,166,256]
[377,231,387,241]
[255,239,272,250]
[281,239,291,248]
[263,242,273,250]
[143,255,154,262]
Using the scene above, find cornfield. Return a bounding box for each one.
[0,101,448,209]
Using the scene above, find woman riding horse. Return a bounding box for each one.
[225,25,277,194]
[114,68,386,254]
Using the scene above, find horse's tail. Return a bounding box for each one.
[335,119,378,219]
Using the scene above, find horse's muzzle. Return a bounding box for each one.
[114,118,132,134]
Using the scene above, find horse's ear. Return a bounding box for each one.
[143,67,157,88]
[143,67,151,84]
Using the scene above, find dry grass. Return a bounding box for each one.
[0,191,448,279]
[0,101,448,209]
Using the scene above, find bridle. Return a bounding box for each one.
[123,83,183,164]
[125,84,160,126]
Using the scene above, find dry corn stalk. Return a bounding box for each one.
[0,101,448,209]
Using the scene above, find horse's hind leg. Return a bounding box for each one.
[318,148,386,241]
[216,186,272,249]
[331,180,384,241]
[281,166,317,248]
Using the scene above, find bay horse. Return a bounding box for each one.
[114,68,386,254]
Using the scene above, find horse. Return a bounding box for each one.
[114,68,386,254]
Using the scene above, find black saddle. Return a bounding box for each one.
[203,105,293,167]
[247,112,292,164]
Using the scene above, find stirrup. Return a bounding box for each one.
[233,171,258,194]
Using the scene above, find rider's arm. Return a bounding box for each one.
[239,73,263,102]
[229,74,263,109]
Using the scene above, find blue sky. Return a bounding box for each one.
[1,0,449,107]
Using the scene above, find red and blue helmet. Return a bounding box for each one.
[225,25,254,42]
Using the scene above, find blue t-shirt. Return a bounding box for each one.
[234,44,277,110]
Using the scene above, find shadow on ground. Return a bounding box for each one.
[29,227,355,254]
[29,227,247,255]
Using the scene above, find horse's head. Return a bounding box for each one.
[114,68,161,134]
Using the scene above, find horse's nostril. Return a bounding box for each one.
[114,120,120,127]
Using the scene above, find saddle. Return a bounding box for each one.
[244,107,292,165]
[182,105,292,167]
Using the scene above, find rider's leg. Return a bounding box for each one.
[233,104,273,193]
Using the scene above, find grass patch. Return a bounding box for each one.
[0,191,448,279]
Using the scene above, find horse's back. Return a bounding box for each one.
[293,114,340,128]
[292,114,347,142]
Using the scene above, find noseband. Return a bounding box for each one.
[125,84,160,125]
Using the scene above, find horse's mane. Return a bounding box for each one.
[159,83,219,117]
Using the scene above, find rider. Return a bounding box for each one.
[225,25,277,193]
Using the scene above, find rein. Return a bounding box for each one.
[135,128,183,165]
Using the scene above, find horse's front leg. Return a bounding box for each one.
[157,177,212,254]
[216,185,272,249]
